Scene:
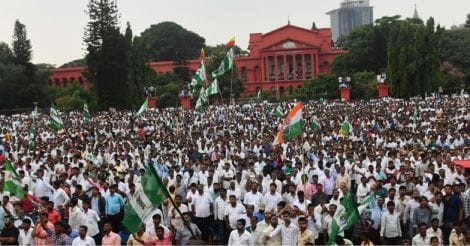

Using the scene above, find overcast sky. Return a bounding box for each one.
[0,0,468,66]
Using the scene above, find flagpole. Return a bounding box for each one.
[230,60,234,105]
[148,163,196,238]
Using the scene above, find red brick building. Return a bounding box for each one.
[49,23,344,96]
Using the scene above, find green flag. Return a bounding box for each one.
[190,58,207,93]
[311,115,322,133]
[328,192,376,245]
[122,164,166,233]
[3,160,25,198]
[274,105,284,118]
[206,79,220,96]
[137,98,148,116]
[212,48,234,78]
[195,87,208,111]
[28,127,36,151]
[256,89,262,100]
[84,103,90,124]
[50,104,64,130]
[341,116,352,136]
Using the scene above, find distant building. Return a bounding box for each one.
[49,23,345,96]
[327,0,374,42]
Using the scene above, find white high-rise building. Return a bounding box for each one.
[326,0,374,42]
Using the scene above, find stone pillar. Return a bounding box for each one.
[261,56,265,82]
[378,84,390,98]
[292,55,296,81]
[179,94,192,109]
[274,56,278,81]
[302,54,306,80]
[315,54,319,77]
[283,55,287,81]
[340,87,351,101]
[148,96,157,108]
[310,54,314,78]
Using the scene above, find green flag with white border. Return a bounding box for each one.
[212,48,234,78]
[3,160,25,198]
[50,104,64,130]
[137,98,148,116]
[122,164,166,233]
[206,79,220,96]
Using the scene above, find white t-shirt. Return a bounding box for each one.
[224,203,247,229]
[72,235,96,246]
[192,192,213,218]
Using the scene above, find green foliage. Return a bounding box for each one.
[332,16,402,75]
[140,22,205,62]
[439,29,470,73]
[84,0,134,110]
[466,13,470,28]
[387,18,443,98]
[0,22,53,110]
[12,20,32,66]
[311,21,317,30]
[59,58,86,68]
[290,74,338,100]
[53,82,95,111]
[350,72,377,99]
[156,93,179,108]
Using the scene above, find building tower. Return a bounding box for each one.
[326,0,374,43]
[413,3,419,19]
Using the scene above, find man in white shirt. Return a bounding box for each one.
[263,183,283,212]
[82,200,100,243]
[228,218,252,246]
[72,225,96,246]
[214,189,228,244]
[268,210,299,246]
[32,169,54,199]
[224,195,246,230]
[192,184,214,242]
[68,197,84,231]
[244,182,263,213]
[412,222,430,246]
[18,218,34,246]
[380,201,402,245]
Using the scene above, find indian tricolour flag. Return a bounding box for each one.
[122,164,166,233]
[3,160,25,198]
[273,102,303,145]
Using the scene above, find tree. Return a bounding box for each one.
[290,74,338,100]
[59,58,86,68]
[12,20,32,66]
[140,22,205,62]
[84,0,132,109]
[439,29,470,73]
[387,18,442,98]
[0,41,52,109]
[331,16,402,75]
[466,13,470,28]
[311,21,317,30]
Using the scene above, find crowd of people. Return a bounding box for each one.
[0,95,468,245]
